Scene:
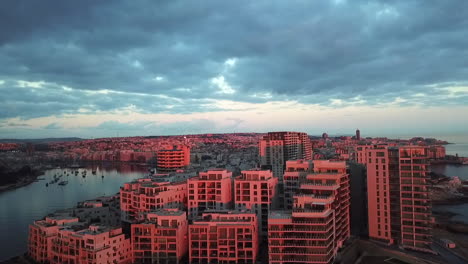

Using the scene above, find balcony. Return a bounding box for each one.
[292,208,332,218]
[277,225,333,233]
[300,183,339,191]
[270,248,333,255]
[270,254,333,263]
[269,232,334,241]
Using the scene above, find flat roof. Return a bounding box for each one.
[269,211,292,219]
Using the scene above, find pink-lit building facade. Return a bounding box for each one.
[356,143,402,165]
[187,169,232,220]
[356,145,373,165]
[50,225,132,264]
[259,132,312,210]
[0,143,19,151]
[28,216,81,263]
[120,178,187,222]
[189,212,258,264]
[428,145,446,159]
[234,169,278,238]
[259,132,312,179]
[157,145,190,172]
[365,146,433,253]
[131,209,188,264]
[283,160,312,210]
[268,160,350,264]
[29,216,132,264]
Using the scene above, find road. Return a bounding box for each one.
[432,242,468,264]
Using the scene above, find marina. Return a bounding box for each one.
[0,164,146,261]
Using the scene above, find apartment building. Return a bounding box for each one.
[234,169,278,238]
[157,145,190,172]
[131,209,188,264]
[187,169,233,220]
[365,146,432,253]
[268,160,350,264]
[189,211,258,264]
[120,177,187,222]
[283,160,312,210]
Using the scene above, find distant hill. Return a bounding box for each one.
[0,137,84,144]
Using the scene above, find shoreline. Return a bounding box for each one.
[431,160,466,165]
[433,204,468,236]
[0,170,43,194]
[79,160,151,167]
[0,161,151,194]
[432,196,468,206]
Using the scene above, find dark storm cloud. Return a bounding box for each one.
[1,0,468,120]
[0,80,224,119]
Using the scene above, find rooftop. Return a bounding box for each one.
[269,211,293,219]
[147,209,185,217]
[76,225,117,236]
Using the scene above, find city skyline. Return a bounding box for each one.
[1,1,468,138]
[2,130,468,263]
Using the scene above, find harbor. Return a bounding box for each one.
[0,164,146,261]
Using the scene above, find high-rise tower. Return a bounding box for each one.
[259,132,312,208]
[259,132,312,180]
[365,146,432,253]
[268,160,350,264]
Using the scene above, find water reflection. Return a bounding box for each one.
[431,164,468,180]
[0,163,146,261]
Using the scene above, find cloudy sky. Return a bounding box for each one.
[1,0,467,139]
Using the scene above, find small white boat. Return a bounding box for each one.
[58,181,68,186]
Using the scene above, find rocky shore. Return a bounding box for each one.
[433,210,468,232]
[430,170,468,203]
[432,196,468,205]
[429,169,468,236]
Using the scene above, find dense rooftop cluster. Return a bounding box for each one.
[22,130,459,263]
